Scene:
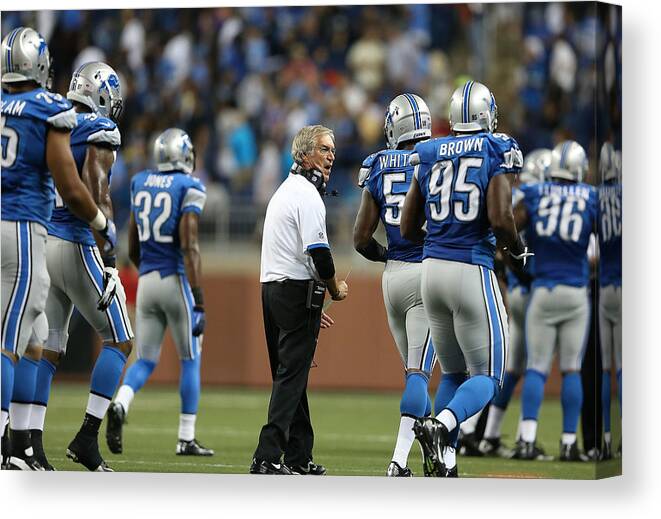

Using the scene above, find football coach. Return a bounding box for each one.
[250,125,349,475]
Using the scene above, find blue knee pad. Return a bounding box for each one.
[399,372,428,417]
[12,356,39,404]
[1,353,15,413]
[180,356,201,415]
[434,372,467,416]
[123,359,157,394]
[601,371,611,433]
[446,374,498,425]
[521,369,547,421]
[90,346,128,399]
[424,393,432,417]
[561,372,583,434]
[492,371,520,410]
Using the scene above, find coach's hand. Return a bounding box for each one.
[192,306,206,336]
[97,266,120,311]
[332,280,348,301]
[320,311,335,329]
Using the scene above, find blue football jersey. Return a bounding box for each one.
[131,170,207,277]
[359,149,423,262]
[48,112,121,245]
[413,132,523,270]
[598,182,622,287]
[1,89,77,227]
[520,181,598,289]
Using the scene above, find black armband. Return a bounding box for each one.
[356,237,387,263]
[191,286,204,306]
[309,247,336,280]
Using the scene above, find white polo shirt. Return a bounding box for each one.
[260,172,330,282]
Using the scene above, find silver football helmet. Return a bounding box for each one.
[449,80,498,133]
[384,93,432,150]
[154,128,195,174]
[520,148,552,184]
[549,140,588,183]
[599,141,619,182]
[67,62,123,121]
[1,27,52,88]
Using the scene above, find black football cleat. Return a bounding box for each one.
[67,432,113,471]
[105,402,125,454]
[386,461,412,477]
[30,429,55,471]
[510,440,552,461]
[559,441,588,462]
[479,437,511,458]
[7,429,44,471]
[1,424,10,470]
[458,432,484,457]
[176,439,214,456]
[444,465,459,478]
[413,417,449,477]
[249,458,294,475]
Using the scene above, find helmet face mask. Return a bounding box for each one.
[67,62,123,121]
[384,93,432,150]
[549,140,588,183]
[449,81,498,133]
[153,128,195,175]
[1,27,52,89]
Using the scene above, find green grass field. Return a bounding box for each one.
[42,383,621,479]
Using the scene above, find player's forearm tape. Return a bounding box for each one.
[191,287,204,306]
[309,247,336,280]
[89,209,107,231]
[356,238,387,263]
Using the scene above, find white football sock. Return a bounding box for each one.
[178,413,196,441]
[561,432,576,445]
[391,416,416,467]
[114,385,135,415]
[520,419,538,443]
[29,403,47,431]
[515,415,523,440]
[604,431,612,444]
[460,409,482,435]
[86,393,111,420]
[437,409,457,432]
[483,406,505,439]
[8,402,31,431]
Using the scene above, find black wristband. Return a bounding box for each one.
[191,287,204,306]
[356,237,387,263]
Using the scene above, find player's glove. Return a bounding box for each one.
[97,266,120,311]
[192,306,206,337]
[504,236,534,269]
[98,218,117,255]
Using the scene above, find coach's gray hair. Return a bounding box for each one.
[291,125,335,163]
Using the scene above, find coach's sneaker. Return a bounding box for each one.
[30,429,55,471]
[559,441,588,462]
[7,429,44,471]
[249,458,294,475]
[413,417,448,477]
[176,439,214,456]
[67,432,113,471]
[458,431,484,457]
[105,402,125,454]
[288,460,327,475]
[511,440,552,461]
[386,461,412,477]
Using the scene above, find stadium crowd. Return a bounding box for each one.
[2,3,620,227]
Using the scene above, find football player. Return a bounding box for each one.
[23,61,131,472]
[598,142,622,459]
[353,93,436,476]
[106,128,212,457]
[1,28,116,470]
[401,81,527,477]
[513,140,597,461]
[480,149,551,458]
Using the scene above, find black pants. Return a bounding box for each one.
[254,280,322,465]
